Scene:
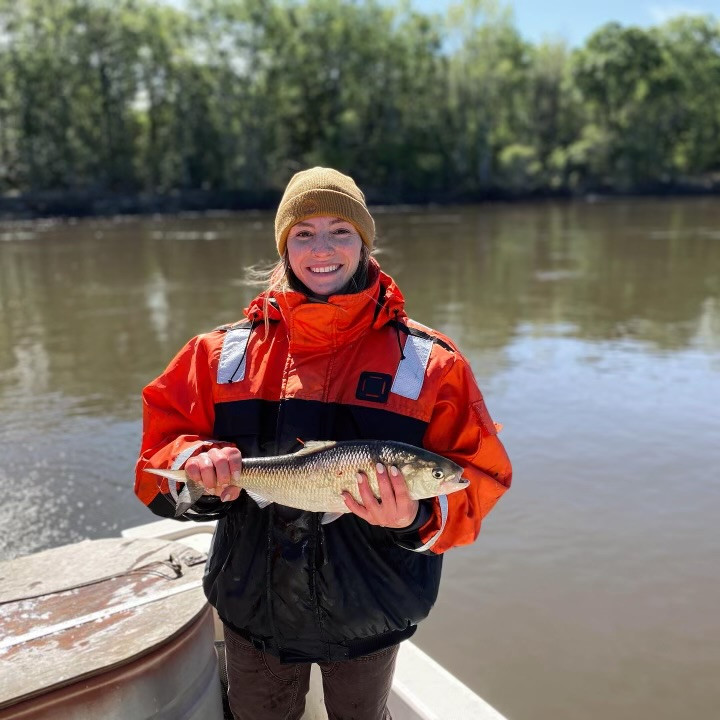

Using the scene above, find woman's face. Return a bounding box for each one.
[286,216,363,296]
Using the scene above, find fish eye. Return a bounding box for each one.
[432,468,444,480]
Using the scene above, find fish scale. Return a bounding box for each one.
[145,440,469,519]
[241,442,389,512]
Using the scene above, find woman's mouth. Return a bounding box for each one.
[309,265,341,274]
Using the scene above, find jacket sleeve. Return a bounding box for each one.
[134,334,233,521]
[394,352,512,554]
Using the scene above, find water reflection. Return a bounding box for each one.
[382,199,720,354]
[1,199,718,418]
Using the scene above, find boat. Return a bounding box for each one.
[0,518,507,720]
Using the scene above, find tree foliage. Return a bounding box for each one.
[0,0,718,198]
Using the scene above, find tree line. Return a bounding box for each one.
[1,0,719,205]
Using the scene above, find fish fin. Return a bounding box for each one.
[246,489,273,509]
[293,440,337,457]
[174,481,206,518]
[321,512,345,525]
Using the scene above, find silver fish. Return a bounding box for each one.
[145,439,468,521]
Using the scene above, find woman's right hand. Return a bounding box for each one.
[185,446,243,502]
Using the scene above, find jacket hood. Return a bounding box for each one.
[244,259,406,352]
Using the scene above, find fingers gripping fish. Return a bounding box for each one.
[145,440,469,522]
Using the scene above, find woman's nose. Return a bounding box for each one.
[310,233,333,254]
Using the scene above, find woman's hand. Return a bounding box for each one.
[342,463,419,529]
[185,446,242,502]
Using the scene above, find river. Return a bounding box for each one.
[1,197,718,719]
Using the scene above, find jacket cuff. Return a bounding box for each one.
[391,496,449,553]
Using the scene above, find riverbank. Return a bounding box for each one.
[1,179,719,221]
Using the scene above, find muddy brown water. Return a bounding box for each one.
[1,198,719,719]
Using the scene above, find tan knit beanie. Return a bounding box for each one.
[274,167,375,256]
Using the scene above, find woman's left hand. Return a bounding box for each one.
[343,464,419,529]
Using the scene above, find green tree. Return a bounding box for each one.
[132,4,190,191]
[525,40,584,190]
[572,22,681,187]
[656,15,720,176]
[444,0,532,193]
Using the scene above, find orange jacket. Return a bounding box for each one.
[135,260,511,660]
[136,262,511,553]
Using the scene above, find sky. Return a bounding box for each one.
[411,0,719,46]
[165,0,719,48]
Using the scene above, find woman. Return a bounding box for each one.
[135,167,512,720]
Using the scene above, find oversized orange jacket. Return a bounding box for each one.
[135,260,511,661]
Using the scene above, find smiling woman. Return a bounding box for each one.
[134,166,512,720]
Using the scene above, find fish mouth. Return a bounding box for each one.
[439,476,470,494]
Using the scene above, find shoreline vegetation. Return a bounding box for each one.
[1,0,719,219]
[1,182,719,222]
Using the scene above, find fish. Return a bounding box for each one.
[145,439,469,522]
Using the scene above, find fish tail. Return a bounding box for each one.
[174,480,206,517]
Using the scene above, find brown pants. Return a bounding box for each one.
[224,625,397,720]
